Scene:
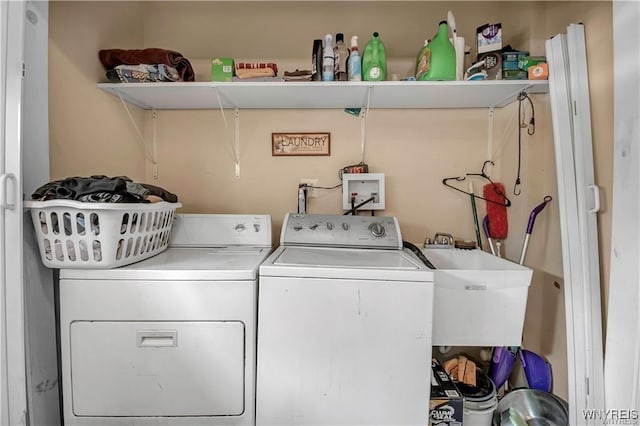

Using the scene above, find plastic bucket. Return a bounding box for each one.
[458,369,498,426]
[464,394,498,426]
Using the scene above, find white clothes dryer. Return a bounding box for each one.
[256,213,434,426]
[59,214,272,426]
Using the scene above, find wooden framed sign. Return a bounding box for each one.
[272,132,331,156]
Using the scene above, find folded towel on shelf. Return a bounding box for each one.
[284,69,312,81]
[235,68,276,79]
[231,76,283,82]
[235,62,278,76]
[106,64,181,83]
[99,48,195,81]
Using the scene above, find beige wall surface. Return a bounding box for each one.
[49,1,148,182]
[48,0,613,402]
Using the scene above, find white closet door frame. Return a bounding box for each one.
[605,0,640,413]
[0,0,28,424]
[546,24,604,425]
[565,22,606,416]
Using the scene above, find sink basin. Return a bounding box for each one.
[423,248,533,347]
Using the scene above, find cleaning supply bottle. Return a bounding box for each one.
[311,39,323,81]
[322,33,334,81]
[416,21,456,81]
[348,35,362,81]
[333,33,349,81]
[362,32,386,81]
[415,39,430,78]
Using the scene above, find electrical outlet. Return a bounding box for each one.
[300,178,319,198]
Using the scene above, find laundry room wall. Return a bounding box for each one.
[49,1,552,243]
[49,1,146,183]
[48,0,614,402]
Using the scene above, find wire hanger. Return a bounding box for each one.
[442,160,512,207]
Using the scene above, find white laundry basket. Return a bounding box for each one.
[25,200,182,269]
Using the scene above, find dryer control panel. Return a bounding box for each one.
[280,213,402,249]
[169,214,272,247]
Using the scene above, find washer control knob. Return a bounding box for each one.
[326,222,334,230]
[341,222,350,231]
[310,224,319,230]
[235,224,246,232]
[368,222,386,238]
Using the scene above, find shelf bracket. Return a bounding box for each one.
[152,110,158,180]
[234,108,240,179]
[116,92,157,173]
[495,84,535,108]
[359,86,374,163]
[213,87,241,178]
[486,107,495,176]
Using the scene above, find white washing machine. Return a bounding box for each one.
[256,213,435,426]
[59,214,272,426]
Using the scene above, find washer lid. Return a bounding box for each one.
[60,246,272,281]
[260,246,434,282]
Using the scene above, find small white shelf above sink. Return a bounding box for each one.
[97,80,549,110]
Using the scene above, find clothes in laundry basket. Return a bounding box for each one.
[31,175,178,203]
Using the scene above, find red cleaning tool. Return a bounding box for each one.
[483,182,508,256]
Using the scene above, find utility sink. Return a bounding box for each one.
[422,248,533,347]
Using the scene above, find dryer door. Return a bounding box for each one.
[69,320,245,417]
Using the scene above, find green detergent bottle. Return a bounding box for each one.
[362,32,386,81]
[416,21,456,81]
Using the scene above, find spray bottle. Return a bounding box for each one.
[348,35,362,81]
[322,33,334,81]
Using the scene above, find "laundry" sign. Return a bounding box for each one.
[272,132,331,156]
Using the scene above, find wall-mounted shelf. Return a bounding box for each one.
[98,80,548,110]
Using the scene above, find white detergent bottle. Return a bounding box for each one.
[348,35,362,81]
[322,33,334,81]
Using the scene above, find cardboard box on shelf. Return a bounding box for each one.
[518,56,547,71]
[476,23,502,55]
[503,69,528,80]
[429,359,464,426]
[528,63,549,80]
[211,58,234,82]
[502,51,529,70]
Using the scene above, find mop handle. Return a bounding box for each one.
[519,196,552,265]
[483,215,496,256]
[527,196,553,234]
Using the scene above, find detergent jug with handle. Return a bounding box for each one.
[362,32,386,81]
[416,21,456,81]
